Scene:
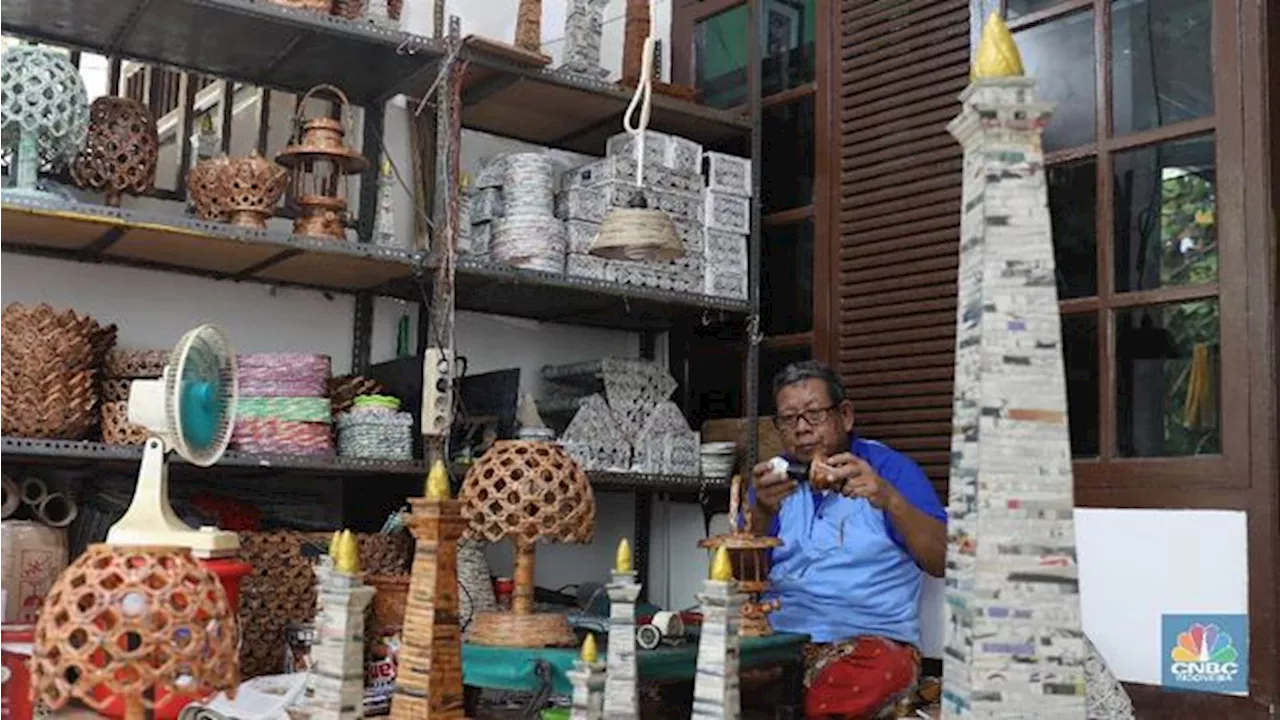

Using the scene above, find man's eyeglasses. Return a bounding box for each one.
[773,405,837,431]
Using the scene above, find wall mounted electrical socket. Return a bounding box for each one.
[421,347,453,437]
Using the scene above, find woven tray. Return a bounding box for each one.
[327,375,384,415]
[237,396,332,423]
[104,348,168,378]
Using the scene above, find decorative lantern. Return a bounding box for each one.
[186,152,288,229]
[30,544,240,719]
[275,84,369,240]
[186,156,233,221]
[72,97,160,206]
[458,441,595,647]
[0,45,90,199]
[697,474,782,636]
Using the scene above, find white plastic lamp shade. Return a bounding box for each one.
[1,45,90,192]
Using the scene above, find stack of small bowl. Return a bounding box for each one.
[336,395,413,460]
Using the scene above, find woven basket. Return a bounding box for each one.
[236,530,411,679]
[266,0,330,11]
[1,304,114,439]
[327,374,384,415]
[331,0,400,20]
[101,401,149,445]
[104,348,168,378]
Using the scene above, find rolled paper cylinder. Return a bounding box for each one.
[35,492,78,528]
[2,474,19,518]
[20,475,49,506]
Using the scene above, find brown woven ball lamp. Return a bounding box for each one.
[457,441,595,647]
[71,97,159,207]
[30,544,239,720]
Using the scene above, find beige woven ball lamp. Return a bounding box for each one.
[458,440,595,647]
[30,544,240,720]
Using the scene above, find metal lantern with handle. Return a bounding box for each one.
[275,84,369,240]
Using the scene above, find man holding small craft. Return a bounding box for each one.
[749,360,947,720]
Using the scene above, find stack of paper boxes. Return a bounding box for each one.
[558,130,751,301]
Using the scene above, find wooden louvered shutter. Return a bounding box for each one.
[834,0,970,490]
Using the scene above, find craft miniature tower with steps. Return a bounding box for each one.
[602,538,641,720]
[566,633,607,720]
[389,462,466,720]
[941,13,1086,720]
[692,546,745,720]
[308,530,376,720]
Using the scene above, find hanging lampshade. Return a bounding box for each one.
[0,44,90,198]
[589,190,684,262]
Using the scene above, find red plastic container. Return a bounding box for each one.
[2,625,36,720]
[93,557,253,720]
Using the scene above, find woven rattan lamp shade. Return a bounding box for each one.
[31,545,239,720]
[458,441,595,647]
[589,205,684,262]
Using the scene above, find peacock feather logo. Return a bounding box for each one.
[1170,622,1239,664]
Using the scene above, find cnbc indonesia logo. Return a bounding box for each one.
[1169,622,1240,685]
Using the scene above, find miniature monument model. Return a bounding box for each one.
[692,546,745,720]
[561,0,608,78]
[566,633,607,720]
[941,13,1087,719]
[308,530,376,720]
[389,461,466,720]
[602,538,642,720]
[697,474,782,636]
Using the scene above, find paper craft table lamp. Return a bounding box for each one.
[29,544,240,720]
[0,44,90,200]
[457,440,596,647]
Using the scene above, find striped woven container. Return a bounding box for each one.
[237,396,332,424]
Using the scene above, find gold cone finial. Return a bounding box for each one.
[381,158,393,177]
[971,12,1025,82]
[335,529,361,574]
[615,538,633,573]
[426,459,452,500]
[580,633,599,663]
[710,545,734,582]
[328,530,342,557]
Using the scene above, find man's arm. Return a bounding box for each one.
[883,489,946,577]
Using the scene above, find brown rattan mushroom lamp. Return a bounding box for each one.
[458,440,595,647]
[30,544,239,720]
[71,97,159,206]
[697,475,782,637]
[275,84,369,240]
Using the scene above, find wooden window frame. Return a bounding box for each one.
[1005,0,1250,493]
[673,0,836,367]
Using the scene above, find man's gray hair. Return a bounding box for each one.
[771,360,847,406]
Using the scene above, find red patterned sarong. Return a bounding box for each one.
[803,635,921,719]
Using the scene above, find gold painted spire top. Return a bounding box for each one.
[614,538,633,573]
[710,545,734,582]
[335,529,361,574]
[580,633,599,663]
[426,459,452,500]
[971,12,1025,82]
[328,530,342,557]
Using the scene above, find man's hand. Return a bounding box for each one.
[751,460,797,517]
[825,453,898,510]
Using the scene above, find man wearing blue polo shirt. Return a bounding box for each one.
[749,360,947,719]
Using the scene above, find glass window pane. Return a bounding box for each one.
[762,219,814,335]
[1112,134,1217,293]
[1111,0,1213,136]
[1115,300,1220,457]
[694,5,749,109]
[1015,11,1096,152]
[1007,0,1072,19]
[1048,159,1098,299]
[759,345,813,416]
[761,0,815,96]
[761,95,814,213]
[1061,313,1100,457]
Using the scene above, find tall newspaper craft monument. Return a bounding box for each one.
[941,12,1087,719]
[691,546,745,720]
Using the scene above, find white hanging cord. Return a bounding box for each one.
[622,1,658,189]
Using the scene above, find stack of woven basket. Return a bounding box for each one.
[335,394,413,460]
[1,303,116,440]
[236,530,411,678]
[232,353,334,456]
[100,348,167,445]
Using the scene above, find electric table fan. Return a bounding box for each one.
[107,324,240,557]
